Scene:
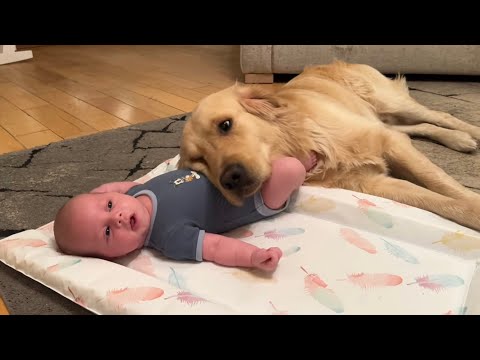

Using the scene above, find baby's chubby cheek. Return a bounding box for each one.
[135,195,154,224]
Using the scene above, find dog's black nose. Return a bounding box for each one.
[220,164,247,191]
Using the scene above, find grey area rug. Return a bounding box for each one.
[1,80,480,314]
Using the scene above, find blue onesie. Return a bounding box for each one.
[126,169,291,262]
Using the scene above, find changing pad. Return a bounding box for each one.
[1,155,480,315]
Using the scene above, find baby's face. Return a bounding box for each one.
[67,192,152,258]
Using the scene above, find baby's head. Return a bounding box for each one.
[54,191,152,259]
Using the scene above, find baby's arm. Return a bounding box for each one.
[261,153,317,210]
[203,233,282,272]
[90,181,140,194]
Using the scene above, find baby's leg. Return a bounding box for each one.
[261,157,307,210]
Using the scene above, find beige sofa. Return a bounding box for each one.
[240,45,480,83]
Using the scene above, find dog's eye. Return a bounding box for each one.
[218,119,232,134]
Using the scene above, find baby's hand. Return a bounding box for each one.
[300,152,318,172]
[90,181,140,194]
[90,183,110,193]
[251,247,283,272]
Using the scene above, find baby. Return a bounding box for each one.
[54,154,316,272]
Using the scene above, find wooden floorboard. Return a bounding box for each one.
[0,45,281,154]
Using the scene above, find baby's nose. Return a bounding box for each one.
[115,211,125,225]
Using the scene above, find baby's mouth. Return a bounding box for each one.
[130,215,136,230]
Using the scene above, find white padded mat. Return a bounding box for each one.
[1,155,480,315]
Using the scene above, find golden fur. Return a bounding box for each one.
[179,61,480,231]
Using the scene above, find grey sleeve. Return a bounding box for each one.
[161,224,205,262]
[254,189,297,216]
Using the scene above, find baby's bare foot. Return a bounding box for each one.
[251,247,283,272]
[301,152,318,172]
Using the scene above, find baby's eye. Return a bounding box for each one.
[105,226,110,237]
[107,200,112,210]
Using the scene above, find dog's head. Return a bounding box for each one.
[179,84,285,206]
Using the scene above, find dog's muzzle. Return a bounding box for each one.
[220,163,249,190]
[220,163,259,198]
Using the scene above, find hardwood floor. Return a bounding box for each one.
[0,45,275,155]
[0,295,8,315]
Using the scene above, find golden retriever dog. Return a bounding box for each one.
[179,61,480,231]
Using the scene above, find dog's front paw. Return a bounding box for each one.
[448,131,477,153]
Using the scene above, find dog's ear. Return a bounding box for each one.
[235,85,281,121]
